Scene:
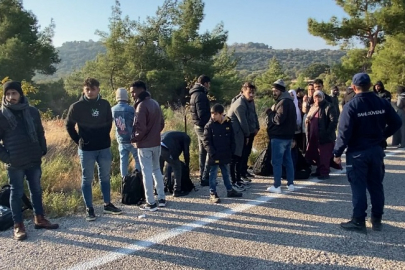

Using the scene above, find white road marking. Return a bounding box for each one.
[67,149,403,270]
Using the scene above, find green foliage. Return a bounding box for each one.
[333,49,371,84]
[371,34,405,90]
[303,63,330,79]
[254,57,289,93]
[308,0,405,60]
[0,0,60,81]
[290,73,308,89]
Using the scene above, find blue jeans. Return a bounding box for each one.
[271,138,294,188]
[78,148,112,208]
[8,165,43,223]
[194,125,210,181]
[118,143,141,177]
[209,164,232,193]
[138,146,165,205]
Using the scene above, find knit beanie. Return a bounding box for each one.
[3,81,23,97]
[273,79,286,92]
[116,88,128,101]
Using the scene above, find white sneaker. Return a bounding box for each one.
[287,184,295,191]
[266,186,281,194]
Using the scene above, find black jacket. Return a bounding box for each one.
[0,107,46,169]
[203,117,234,165]
[161,131,190,166]
[341,88,356,107]
[266,92,297,140]
[66,95,112,151]
[307,100,338,145]
[373,82,392,102]
[189,84,210,127]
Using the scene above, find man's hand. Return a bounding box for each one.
[245,137,249,145]
[303,95,308,102]
[334,157,341,165]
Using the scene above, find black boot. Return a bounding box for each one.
[370,216,382,231]
[340,218,367,234]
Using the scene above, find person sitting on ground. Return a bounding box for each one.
[203,104,242,203]
[0,81,58,241]
[305,90,338,180]
[160,131,191,197]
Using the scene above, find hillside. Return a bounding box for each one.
[34,41,345,81]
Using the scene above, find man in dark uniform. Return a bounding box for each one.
[333,73,402,234]
[160,131,191,197]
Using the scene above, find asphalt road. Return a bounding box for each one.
[1,147,404,270]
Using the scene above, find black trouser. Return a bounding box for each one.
[240,134,255,177]
[346,146,385,221]
[194,125,210,182]
[294,133,306,154]
[230,155,242,184]
[160,147,182,192]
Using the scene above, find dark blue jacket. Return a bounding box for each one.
[334,92,402,157]
[203,117,234,165]
[111,101,135,144]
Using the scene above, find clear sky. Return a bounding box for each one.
[23,0,348,50]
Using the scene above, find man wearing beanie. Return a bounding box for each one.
[334,73,401,233]
[266,79,297,194]
[0,81,58,241]
[112,88,141,177]
[66,78,122,221]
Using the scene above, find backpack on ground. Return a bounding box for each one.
[252,144,273,176]
[0,205,13,231]
[164,161,197,194]
[121,171,145,205]
[0,184,33,211]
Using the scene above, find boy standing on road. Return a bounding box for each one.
[203,104,242,203]
[66,78,122,221]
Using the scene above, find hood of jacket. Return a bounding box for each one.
[275,91,293,102]
[189,83,207,95]
[373,81,385,92]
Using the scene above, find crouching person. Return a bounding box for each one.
[203,104,242,203]
[0,81,58,241]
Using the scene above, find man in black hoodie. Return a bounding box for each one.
[66,77,122,221]
[373,81,392,102]
[189,75,211,186]
[341,86,356,107]
[266,79,297,194]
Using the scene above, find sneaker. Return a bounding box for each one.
[233,182,246,191]
[340,219,367,234]
[173,190,189,197]
[318,175,330,180]
[232,184,244,192]
[86,207,96,221]
[370,216,382,231]
[139,203,158,212]
[241,176,252,183]
[266,186,282,194]
[227,189,242,197]
[103,203,123,215]
[287,184,295,191]
[158,199,166,207]
[210,192,221,203]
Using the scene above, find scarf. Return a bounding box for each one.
[288,90,302,127]
[1,96,38,142]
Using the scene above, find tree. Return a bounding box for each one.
[303,63,330,79]
[334,49,371,84]
[290,73,308,89]
[372,34,405,90]
[255,57,289,93]
[0,0,60,81]
[308,0,405,64]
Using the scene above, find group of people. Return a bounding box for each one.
[0,71,402,241]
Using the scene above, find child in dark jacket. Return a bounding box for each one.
[203,104,242,203]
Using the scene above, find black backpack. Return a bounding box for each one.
[164,161,196,194]
[0,184,33,211]
[252,144,273,176]
[121,171,145,205]
[0,205,13,231]
[0,185,33,231]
